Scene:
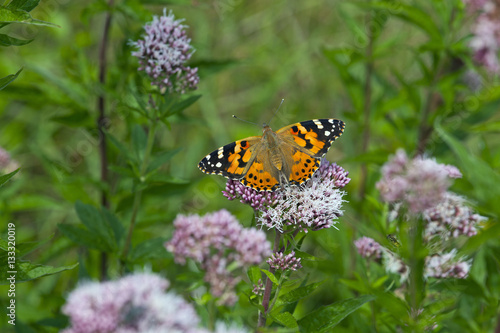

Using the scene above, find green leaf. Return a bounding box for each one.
[0,68,22,90]
[129,237,170,262]
[74,201,117,251]
[247,266,262,285]
[167,94,201,116]
[260,269,279,284]
[57,224,112,252]
[435,122,500,207]
[7,0,40,12]
[272,311,298,329]
[192,59,238,77]
[101,208,125,247]
[0,5,58,26]
[131,124,147,162]
[298,295,375,332]
[147,148,182,172]
[107,132,136,164]
[0,261,78,284]
[279,281,323,304]
[0,33,32,46]
[0,236,51,259]
[50,111,92,127]
[0,168,20,188]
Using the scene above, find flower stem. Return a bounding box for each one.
[121,115,158,262]
[97,0,114,281]
[258,229,281,327]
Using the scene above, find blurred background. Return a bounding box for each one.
[1,0,500,331]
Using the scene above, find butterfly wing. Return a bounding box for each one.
[198,136,262,179]
[276,119,345,185]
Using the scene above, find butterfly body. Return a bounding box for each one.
[198,119,345,192]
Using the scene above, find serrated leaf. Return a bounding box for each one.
[247,266,262,285]
[58,224,113,252]
[272,311,298,329]
[74,201,117,251]
[7,0,40,12]
[298,295,375,332]
[107,132,135,164]
[0,236,51,259]
[0,261,77,284]
[0,33,32,46]
[0,68,22,90]
[129,237,170,262]
[147,148,182,172]
[102,208,125,246]
[279,281,323,304]
[261,269,279,284]
[0,5,58,26]
[131,124,147,162]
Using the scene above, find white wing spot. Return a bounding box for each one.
[324,130,331,136]
[217,147,224,159]
[328,119,334,123]
[216,162,222,168]
[313,119,324,129]
[206,155,211,160]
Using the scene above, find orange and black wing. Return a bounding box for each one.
[198,137,262,180]
[277,119,345,185]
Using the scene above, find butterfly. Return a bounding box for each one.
[198,119,345,192]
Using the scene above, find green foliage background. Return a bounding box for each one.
[1,0,500,332]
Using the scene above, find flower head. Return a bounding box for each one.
[165,210,271,305]
[425,250,471,279]
[376,149,461,213]
[251,159,349,232]
[62,273,206,333]
[131,9,199,93]
[267,251,302,271]
[423,192,485,242]
[354,236,383,260]
[464,0,500,73]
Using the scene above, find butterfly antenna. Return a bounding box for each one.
[232,115,260,127]
[268,98,285,125]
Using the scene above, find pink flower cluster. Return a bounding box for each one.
[62,273,205,333]
[131,9,199,93]
[0,146,19,173]
[354,236,383,260]
[239,159,350,232]
[423,192,485,241]
[165,209,271,305]
[464,0,500,73]
[376,149,461,213]
[355,237,472,281]
[267,251,302,271]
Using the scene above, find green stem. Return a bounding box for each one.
[121,115,158,261]
[258,229,282,327]
[267,273,286,314]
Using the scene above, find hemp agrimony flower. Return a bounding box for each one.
[464,0,500,73]
[376,149,461,213]
[131,9,199,93]
[354,236,383,260]
[165,209,271,305]
[225,159,349,233]
[267,251,302,271]
[62,273,206,333]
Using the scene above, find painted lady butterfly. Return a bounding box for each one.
[198,119,345,192]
